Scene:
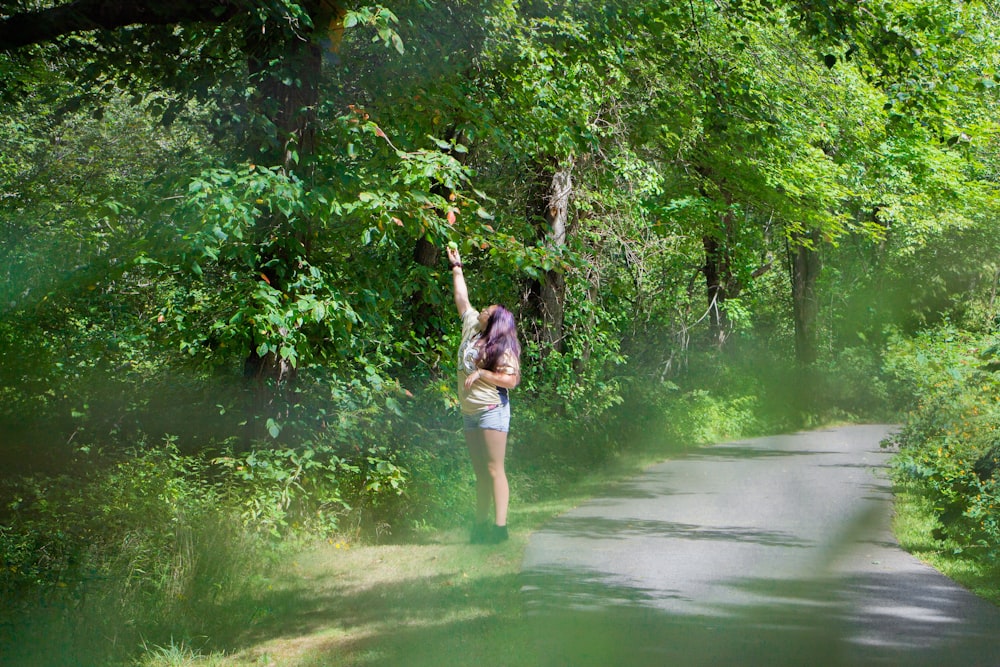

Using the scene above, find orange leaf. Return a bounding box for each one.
[260,273,271,285]
[447,209,456,225]
[392,217,404,226]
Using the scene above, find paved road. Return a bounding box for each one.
[520,425,1000,666]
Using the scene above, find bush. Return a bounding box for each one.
[211,441,359,538]
[885,327,1000,560]
[0,438,299,665]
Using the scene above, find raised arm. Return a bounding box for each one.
[448,246,472,316]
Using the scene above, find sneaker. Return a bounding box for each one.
[489,524,509,544]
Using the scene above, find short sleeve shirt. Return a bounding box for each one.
[457,308,520,414]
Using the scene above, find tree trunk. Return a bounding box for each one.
[538,162,573,352]
[790,230,822,365]
[702,234,729,347]
[695,171,741,350]
[245,3,326,170]
[409,236,443,338]
[240,1,332,438]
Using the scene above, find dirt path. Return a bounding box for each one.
[520,425,1000,666]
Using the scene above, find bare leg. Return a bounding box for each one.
[482,428,509,526]
[465,428,492,523]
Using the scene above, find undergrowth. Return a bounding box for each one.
[884,326,1000,595]
[884,328,1000,558]
[892,479,1000,606]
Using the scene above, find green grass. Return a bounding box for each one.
[891,480,1000,607]
[136,640,229,667]
[158,510,574,666]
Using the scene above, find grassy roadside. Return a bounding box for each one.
[138,442,695,667]
[891,480,1000,607]
[135,522,536,666]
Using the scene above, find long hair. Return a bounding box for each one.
[480,305,521,372]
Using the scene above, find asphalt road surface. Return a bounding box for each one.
[520,425,1000,666]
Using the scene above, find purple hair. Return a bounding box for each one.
[480,305,521,372]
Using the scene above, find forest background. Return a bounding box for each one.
[1,0,999,665]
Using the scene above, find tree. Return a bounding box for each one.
[1,2,486,434]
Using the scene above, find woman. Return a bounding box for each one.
[447,245,521,544]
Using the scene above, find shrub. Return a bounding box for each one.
[885,327,1000,560]
[0,440,275,665]
[211,442,358,538]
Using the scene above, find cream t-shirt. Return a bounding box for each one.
[457,308,519,414]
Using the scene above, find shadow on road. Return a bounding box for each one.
[683,445,838,461]
[535,515,813,548]
[520,564,1000,667]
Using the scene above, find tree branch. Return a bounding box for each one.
[0,0,242,51]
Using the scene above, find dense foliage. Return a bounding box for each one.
[1,0,999,663]
[886,328,1000,558]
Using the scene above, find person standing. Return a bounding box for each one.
[447,245,522,544]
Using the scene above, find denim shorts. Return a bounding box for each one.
[463,402,511,432]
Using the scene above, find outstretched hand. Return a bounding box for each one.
[447,246,462,267]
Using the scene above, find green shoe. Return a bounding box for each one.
[489,524,509,544]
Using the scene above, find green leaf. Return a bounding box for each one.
[429,135,451,149]
[386,396,403,416]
